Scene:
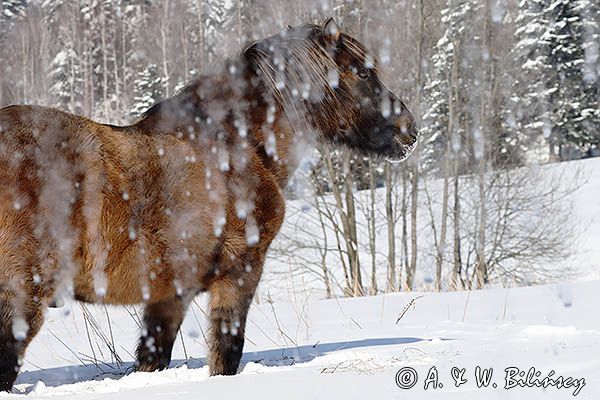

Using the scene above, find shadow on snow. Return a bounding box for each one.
[15,336,446,392]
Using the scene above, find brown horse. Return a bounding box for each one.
[0,18,418,391]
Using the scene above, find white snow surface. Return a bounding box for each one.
[3,158,600,399]
[3,281,599,399]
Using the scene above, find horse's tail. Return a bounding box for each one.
[0,194,45,392]
[0,110,46,392]
[0,159,26,390]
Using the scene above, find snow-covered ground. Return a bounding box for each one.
[3,281,599,399]
[2,158,600,399]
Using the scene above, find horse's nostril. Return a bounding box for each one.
[402,119,419,141]
[398,120,417,140]
[394,120,419,150]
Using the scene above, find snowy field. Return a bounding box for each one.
[2,281,598,399]
[0,157,598,399]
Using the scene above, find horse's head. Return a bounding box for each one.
[244,18,419,161]
[319,19,419,161]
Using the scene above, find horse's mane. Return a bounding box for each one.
[244,24,337,104]
[138,23,365,138]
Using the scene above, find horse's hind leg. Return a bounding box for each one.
[207,255,264,376]
[0,289,19,392]
[135,294,194,372]
[0,287,44,392]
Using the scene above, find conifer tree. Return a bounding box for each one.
[510,0,600,161]
[131,63,164,118]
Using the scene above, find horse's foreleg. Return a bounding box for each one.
[208,255,263,376]
[0,288,44,392]
[135,294,193,372]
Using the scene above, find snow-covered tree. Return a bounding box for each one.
[49,49,83,113]
[80,0,120,120]
[0,0,28,105]
[577,0,600,156]
[0,0,27,40]
[421,0,483,174]
[510,0,600,161]
[42,0,83,113]
[130,63,163,118]
[579,0,600,84]
[546,0,596,159]
[203,0,236,64]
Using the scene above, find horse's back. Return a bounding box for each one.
[0,104,89,139]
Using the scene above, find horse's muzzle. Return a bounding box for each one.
[388,109,419,161]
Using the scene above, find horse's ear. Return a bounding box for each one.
[242,41,261,73]
[243,41,258,56]
[322,18,341,45]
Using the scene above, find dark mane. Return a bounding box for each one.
[140,83,202,122]
[242,23,358,138]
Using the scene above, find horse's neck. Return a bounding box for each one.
[131,78,305,192]
[250,110,304,190]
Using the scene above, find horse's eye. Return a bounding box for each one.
[357,70,369,80]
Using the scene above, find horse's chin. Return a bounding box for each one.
[361,145,410,163]
[330,125,417,162]
[384,128,418,162]
[369,132,416,163]
[385,141,417,163]
[385,156,409,164]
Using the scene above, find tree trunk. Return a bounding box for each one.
[343,153,363,296]
[323,148,362,296]
[405,0,426,292]
[315,196,333,299]
[451,164,463,290]
[100,10,109,120]
[384,162,397,292]
[475,0,496,288]
[436,145,451,291]
[160,2,170,96]
[435,30,457,292]
[406,168,418,291]
[368,158,377,295]
[400,169,409,290]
